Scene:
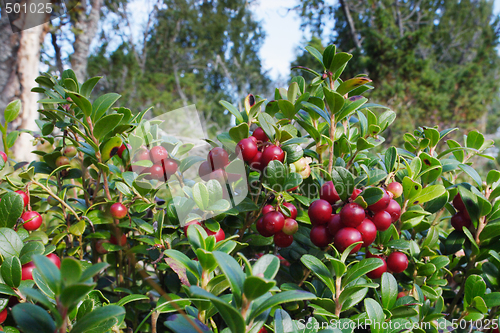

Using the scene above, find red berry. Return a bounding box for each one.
[15,190,29,207]
[149,164,166,181]
[334,227,363,254]
[184,220,202,235]
[110,203,128,219]
[21,211,43,231]
[280,202,297,219]
[387,182,403,198]
[274,231,293,247]
[55,156,70,167]
[261,144,285,167]
[262,212,285,235]
[21,262,36,280]
[249,151,263,171]
[327,214,343,236]
[150,146,168,164]
[385,199,402,222]
[46,253,61,269]
[262,205,275,215]
[451,212,471,231]
[206,227,225,242]
[453,193,466,211]
[320,181,340,204]
[163,159,178,175]
[208,147,229,170]
[308,200,333,226]
[95,239,110,254]
[117,144,129,158]
[339,203,365,228]
[368,189,391,212]
[310,225,333,247]
[397,291,407,299]
[0,151,6,163]
[351,188,362,200]
[356,219,377,247]
[110,233,127,246]
[134,148,150,161]
[249,136,258,144]
[367,257,387,279]
[387,252,408,273]
[252,127,269,142]
[372,210,392,231]
[258,327,268,333]
[0,308,7,324]
[282,218,298,235]
[256,217,274,237]
[236,138,258,162]
[198,161,213,181]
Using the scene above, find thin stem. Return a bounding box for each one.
[31,180,81,221]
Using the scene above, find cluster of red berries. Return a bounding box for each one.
[236,127,284,171]
[21,253,61,280]
[308,181,403,255]
[450,194,471,231]
[6,189,44,231]
[256,202,298,248]
[133,145,178,181]
[183,220,226,242]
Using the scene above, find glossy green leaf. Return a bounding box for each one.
[91,93,121,122]
[244,276,276,300]
[364,298,384,333]
[249,290,316,320]
[381,272,397,310]
[300,255,335,294]
[32,255,60,295]
[1,256,21,288]
[70,305,125,333]
[213,251,245,307]
[12,303,56,333]
[0,192,24,228]
[0,228,23,259]
[93,114,123,140]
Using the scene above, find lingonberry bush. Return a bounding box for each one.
[0,44,499,333]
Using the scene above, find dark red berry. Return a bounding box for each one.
[205,227,225,242]
[274,231,293,247]
[339,203,365,228]
[21,211,43,230]
[236,138,258,162]
[163,159,178,175]
[351,188,362,200]
[326,214,343,236]
[150,164,166,181]
[372,210,392,231]
[385,199,402,222]
[134,148,150,161]
[320,181,340,204]
[252,127,269,142]
[249,151,263,171]
[261,144,285,167]
[368,189,391,212]
[198,161,213,181]
[208,147,229,170]
[262,205,275,215]
[308,199,333,225]
[117,143,130,158]
[356,219,377,247]
[150,146,168,164]
[110,233,127,246]
[15,190,29,207]
[280,202,297,219]
[184,220,202,235]
[46,253,61,269]
[21,262,36,280]
[334,227,363,254]
[453,193,466,212]
[256,217,274,237]
[262,212,285,235]
[310,225,333,247]
[282,218,298,235]
[451,212,471,231]
[367,257,387,279]
[387,252,408,273]
[110,203,128,219]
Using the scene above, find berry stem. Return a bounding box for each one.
[31,180,81,221]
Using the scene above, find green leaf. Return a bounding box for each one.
[249,290,316,320]
[323,87,344,114]
[66,92,92,118]
[465,275,485,307]
[483,292,500,307]
[305,46,324,68]
[301,102,330,125]
[192,183,209,211]
[300,255,335,294]
[60,258,82,285]
[32,255,61,295]
[6,131,19,148]
[274,309,297,333]
[279,99,297,119]
[80,77,102,97]
[0,192,24,228]
[258,113,276,141]
[0,228,23,259]
[4,100,21,123]
[343,258,384,287]
[264,160,286,187]
[458,164,482,188]
[220,100,244,123]
[487,170,500,185]
[1,256,21,288]
[253,255,280,280]
[12,303,56,333]
[381,272,397,310]
[70,305,125,333]
[329,52,352,75]
[336,96,367,123]
[331,167,355,202]
[322,44,336,70]
[189,286,246,331]
[164,250,201,281]
[244,276,276,300]
[93,114,123,140]
[228,122,249,143]
[336,77,372,96]
[91,93,121,122]
[418,153,442,184]
[385,147,398,173]
[60,284,94,308]
[116,294,149,306]
[79,262,109,282]
[466,130,485,150]
[360,187,384,207]
[409,185,446,205]
[364,298,384,333]
[213,251,245,307]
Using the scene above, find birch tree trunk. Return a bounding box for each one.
[0,6,49,161]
